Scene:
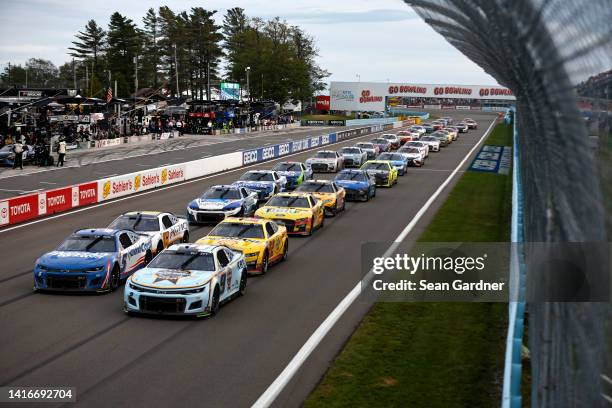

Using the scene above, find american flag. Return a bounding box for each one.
[106,87,113,103]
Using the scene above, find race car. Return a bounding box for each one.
[108,211,189,255]
[360,160,399,187]
[197,217,288,274]
[422,123,435,133]
[124,243,247,317]
[396,130,419,145]
[272,161,312,189]
[419,135,442,152]
[370,138,392,152]
[437,129,455,143]
[455,122,469,133]
[296,179,346,216]
[431,121,445,131]
[355,142,380,160]
[187,185,259,224]
[464,118,478,129]
[338,146,367,168]
[444,127,459,140]
[376,152,410,176]
[431,132,450,147]
[441,116,454,125]
[254,192,325,236]
[397,146,425,167]
[34,228,154,293]
[0,143,35,167]
[404,141,430,158]
[381,134,401,150]
[305,150,344,173]
[334,169,377,201]
[410,125,426,136]
[233,170,287,201]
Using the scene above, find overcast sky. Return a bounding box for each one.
[0,0,499,86]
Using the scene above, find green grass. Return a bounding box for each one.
[305,123,514,408]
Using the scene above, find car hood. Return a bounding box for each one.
[307,158,335,163]
[198,237,263,251]
[130,267,213,289]
[276,170,301,179]
[336,180,369,189]
[37,251,114,270]
[256,206,311,217]
[341,153,363,158]
[192,198,242,210]
[233,180,274,190]
[364,168,390,174]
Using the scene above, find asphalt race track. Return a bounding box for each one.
[0,112,497,408]
[0,126,350,200]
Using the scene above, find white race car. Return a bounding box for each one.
[419,135,442,152]
[125,243,247,317]
[397,146,425,167]
[306,150,345,173]
[108,211,189,255]
[404,141,430,158]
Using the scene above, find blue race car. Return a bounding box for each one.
[370,138,392,152]
[34,228,154,292]
[272,161,312,189]
[232,170,287,201]
[334,169,376,202]
[376,152,410,176]
[187,185,259,224]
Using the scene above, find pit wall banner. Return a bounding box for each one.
[242,133,337,165]
[330,81,515,111]
[98,164,186,202]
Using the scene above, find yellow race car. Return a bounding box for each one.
[255,192,325,236]
[360,160,399,187]
[296,179,346,217]
[196,217,288,274]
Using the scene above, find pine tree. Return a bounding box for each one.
[106,12,142,97]
[68,20,106,72]
[142,8,161,88]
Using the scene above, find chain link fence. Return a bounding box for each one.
[404,1,611,406]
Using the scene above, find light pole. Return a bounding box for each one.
[245,66,251,128]
[173,44,180,97]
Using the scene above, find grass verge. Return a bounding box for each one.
[304,123,513,408]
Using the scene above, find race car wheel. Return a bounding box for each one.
[330,203,338,217]
[340,198,346,212]
[110,265,120,292]
[144,250,152,266]
[261,251,269,274]
[182,231,190,243]
[210,286,220,316]
[319,214,325,229]
[238,270,247,296]
[307,217,315,236]
[281,240,288,262]
[363,192,370,202]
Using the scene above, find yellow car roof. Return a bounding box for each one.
[124,211,162,216]
[271,192,312,199]
[363,160,391,165]
[219,217,267,225]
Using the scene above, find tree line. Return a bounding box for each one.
[0,7,329,106]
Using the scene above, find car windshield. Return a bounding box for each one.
[357,143,373,149]
[407,142,422,147]
[314,152,335,158]
[267,196,311,208]
[378,153,402,161]
[209,222,265,239]
[400,147,420,154]
[336,171,367,181]
[274,163,301,172]
[240,172,273,181]
[147,251,215,271]
[57,235,117,253]
[297,183,334,193]
[202,188,241,200]
[371,139,387,144]
[383,135,396,140]
[363,162,388,171]
[421,137,437,141]
[108,215,159,232]
[340,148,361,154]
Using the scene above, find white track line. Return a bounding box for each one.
[251,118,497,408]
[0,125,413,234]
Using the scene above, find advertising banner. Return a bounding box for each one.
[77,182,98,206]
[98,164,186,202]
[0,200,8,226]
[424,104,442,109]
[95,138,122,148]
[220,82,241,100]
[456,106,472,110]
[242,133,338,165]
[315,95,331,111]
[39,187,72,215]
[6,193,39,224]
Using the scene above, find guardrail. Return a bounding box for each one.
[0,122,405,227]
[502,116,526,408]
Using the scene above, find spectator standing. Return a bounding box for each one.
[176,119,183,135]
[56,138,67,167]
[12,139,24,170]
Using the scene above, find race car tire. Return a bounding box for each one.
[281,240,288,261]
[363,192,370,202]
[340,198,346,212]
[110,265,120,292]
[182,231,190,243]
[144,250,152,266]
[261,251,269,274]
[330,203,338,217]
[319,214,325,229]
[238,269,247,296]
[210,286,220,316]
[307,217,315,236]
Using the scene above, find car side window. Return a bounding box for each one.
[224,248,235,262]
[119,233,132,249]
[265,222,276,237]
[241,188,248,198]
[161,215,173,229]
[272,172,278,181]
[217,249,230,268]
[309,196,317,206]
